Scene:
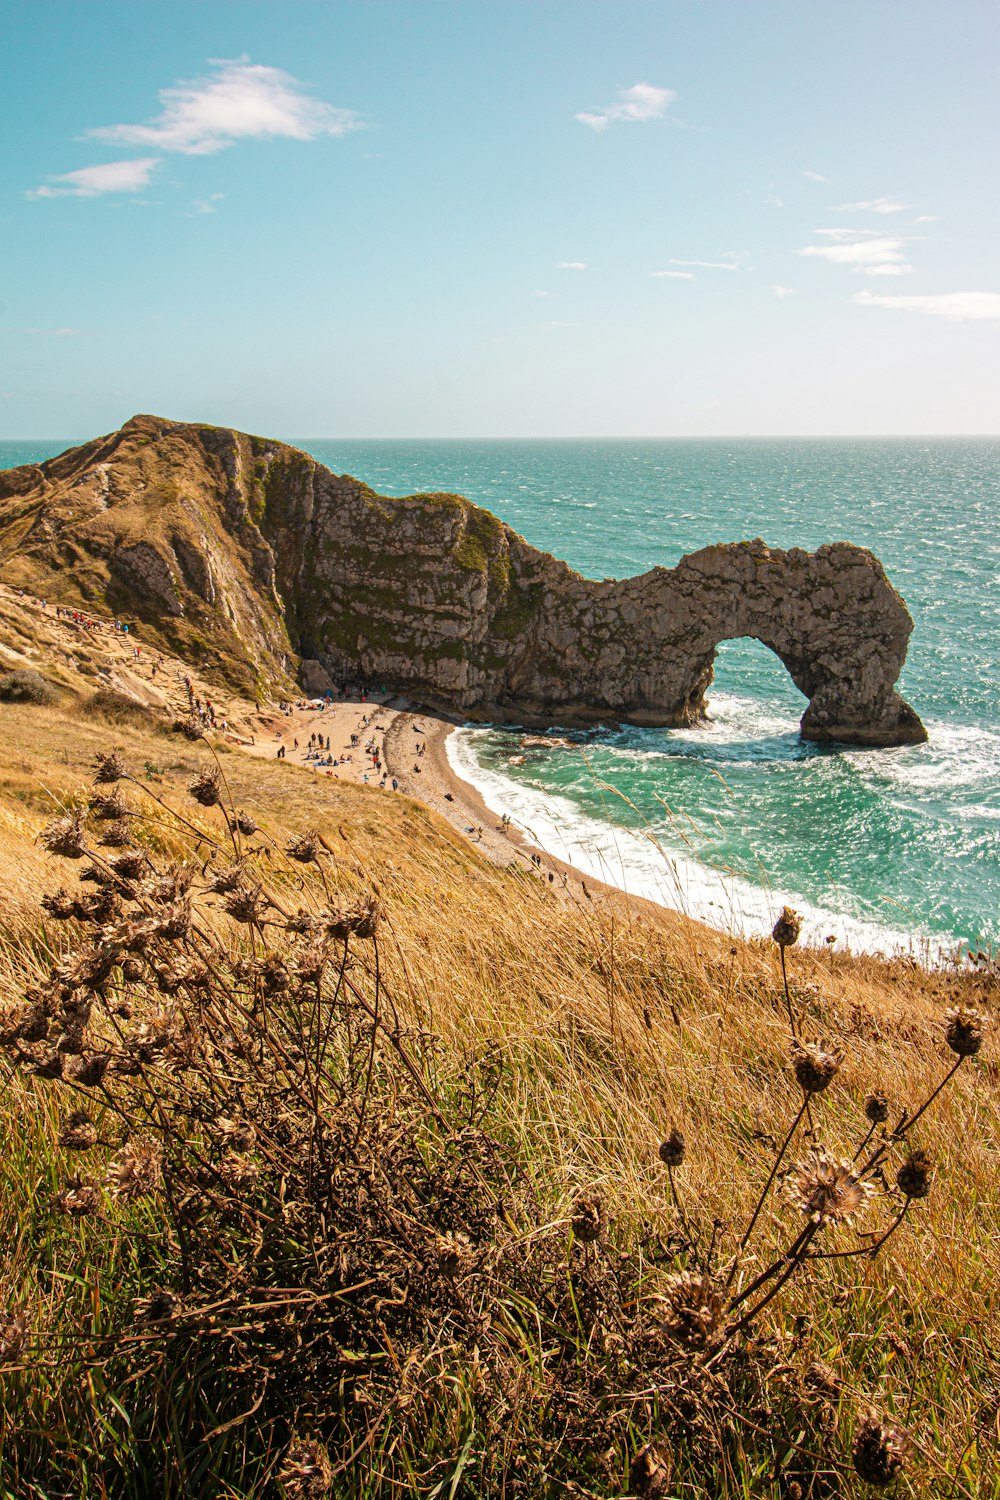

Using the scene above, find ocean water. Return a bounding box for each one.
[4,435,997,955]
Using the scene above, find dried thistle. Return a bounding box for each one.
[188,768,222,807]
[106,1139,163,1202]
[791,1039,843,1095]
[53,1175,100,1217]
[222,883,271,926]
[233,811,258,836]
[896,1149,933,1201]
[323,894,381,942]
[852,1412,907,1486]
[41,888,77,921]
[658,1126,686,1166]
[121,955,145,983]
[134,1288,181,1325]
[435,1230,473,1278]
[208,860,252,894]
[286,832,322,865]
[92,750,127,784]
[89,789,131,821]
[772,906,802,948]
[64,1052,111,1087]
[0,1306,29,1364]
[40,813,87,860]
[58,1109,98,1150]
[12,1001,50,1044]
[156,899,192,940]
[656,1271,724,1349]
[628,1442,672,1498]
[213,1117,257,1153]
[944,1006,985,1058]
[218,1153,260,1192]
[864,1092,890,1124]
[97,820,134,849]
[108,850,148,883]
[787,1151,876,1226]
[278,1437,334,1498]
[570,1193,603,1243]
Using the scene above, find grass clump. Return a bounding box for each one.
[0,667,59,705]
[83,687,160,728]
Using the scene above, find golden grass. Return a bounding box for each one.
[0,695,997,1496]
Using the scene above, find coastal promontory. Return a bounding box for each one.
[0,414,927,746]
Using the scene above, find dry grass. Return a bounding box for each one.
[0,697,996,1498]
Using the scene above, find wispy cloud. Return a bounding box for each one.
[575,82,675,131]
[913,214,940,224]
[187,192,225,216]
[669,257,738,272]
[772,285,796,298]
[28,157,159,199]
[854,290,1000,321]
[803,169,827,183]
[651,270,695,280]
[89,58,361,156]
[801,234,912,275]
[557,261,587,270]
[22,326,83,337]
[834,197,907,214]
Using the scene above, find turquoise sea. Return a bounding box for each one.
[4,436,998,956]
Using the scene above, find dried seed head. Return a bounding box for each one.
[121,956,145,983]
[286,832,321,865]
[791,1039,843,1095]
[233,811,258,836]
[29,1047,65,1079]
[628,1442,672,1498]
[772,906,802,948]
[570,1193,604,1243]
[41,888,77,921]
[208,860,251,894]
[656,1271,724,1349]
[53,1175,100,1217]
[109,850,147,883]
[278,1437,334,1498]
[64,1052,111,1087]
[658,1126,686,1167]
[218,1152,260,1192]
[222,883,271,925]
[134,1288,181,1325]
[323,894,382,942]
[89,789,132,821]
[853,1413,907,1487]
[804,1359,841,1399]
[864,1092,890,1124]
[40,813,88,860]
[944,1006,986,1058]
[97,820,134,849]
[156,899,192,940]
[213,1117,257,1153]
[436,1230,473,1278]
[174,717,204,741]
[93,751,127,784]
[13,1001,50,1044]
[259,954,291,995]
[59,1109,98,1150]
[139,864,194,905]
[787,1151,877,1226]
[0,1305,29,1363]
[188,768,222,807]
[896,1149,933,1201]
[106,1139,163,1202]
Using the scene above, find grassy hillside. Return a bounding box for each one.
[0,687,996,1499]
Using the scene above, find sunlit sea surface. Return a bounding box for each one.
[4,435,997,955]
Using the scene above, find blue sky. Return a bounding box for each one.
[2,0,998,437]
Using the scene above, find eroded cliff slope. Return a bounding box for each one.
[0,415,926,744]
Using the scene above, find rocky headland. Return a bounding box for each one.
[0,414,926,746]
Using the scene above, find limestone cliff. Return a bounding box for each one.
[0,415,927,745]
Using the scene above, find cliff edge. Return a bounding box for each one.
[0,415,927,746]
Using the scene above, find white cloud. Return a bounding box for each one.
[803,169,828,183]
[651,270,695,280]
[813,226,884,240]
[557,261,587,270]
[853,290,1000,321]
[913,214,940,224]
[531,289,549,299]
[89,58,360,156]
[772,285,796,298]
[187,192,225,216]
[669,257,738,271]
[834,197,907,214]
[764,194,784,207]
[575,82,676,131]
[28,157,159,198]
[801,235,911,272]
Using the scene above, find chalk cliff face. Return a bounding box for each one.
[0,415,927,745]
